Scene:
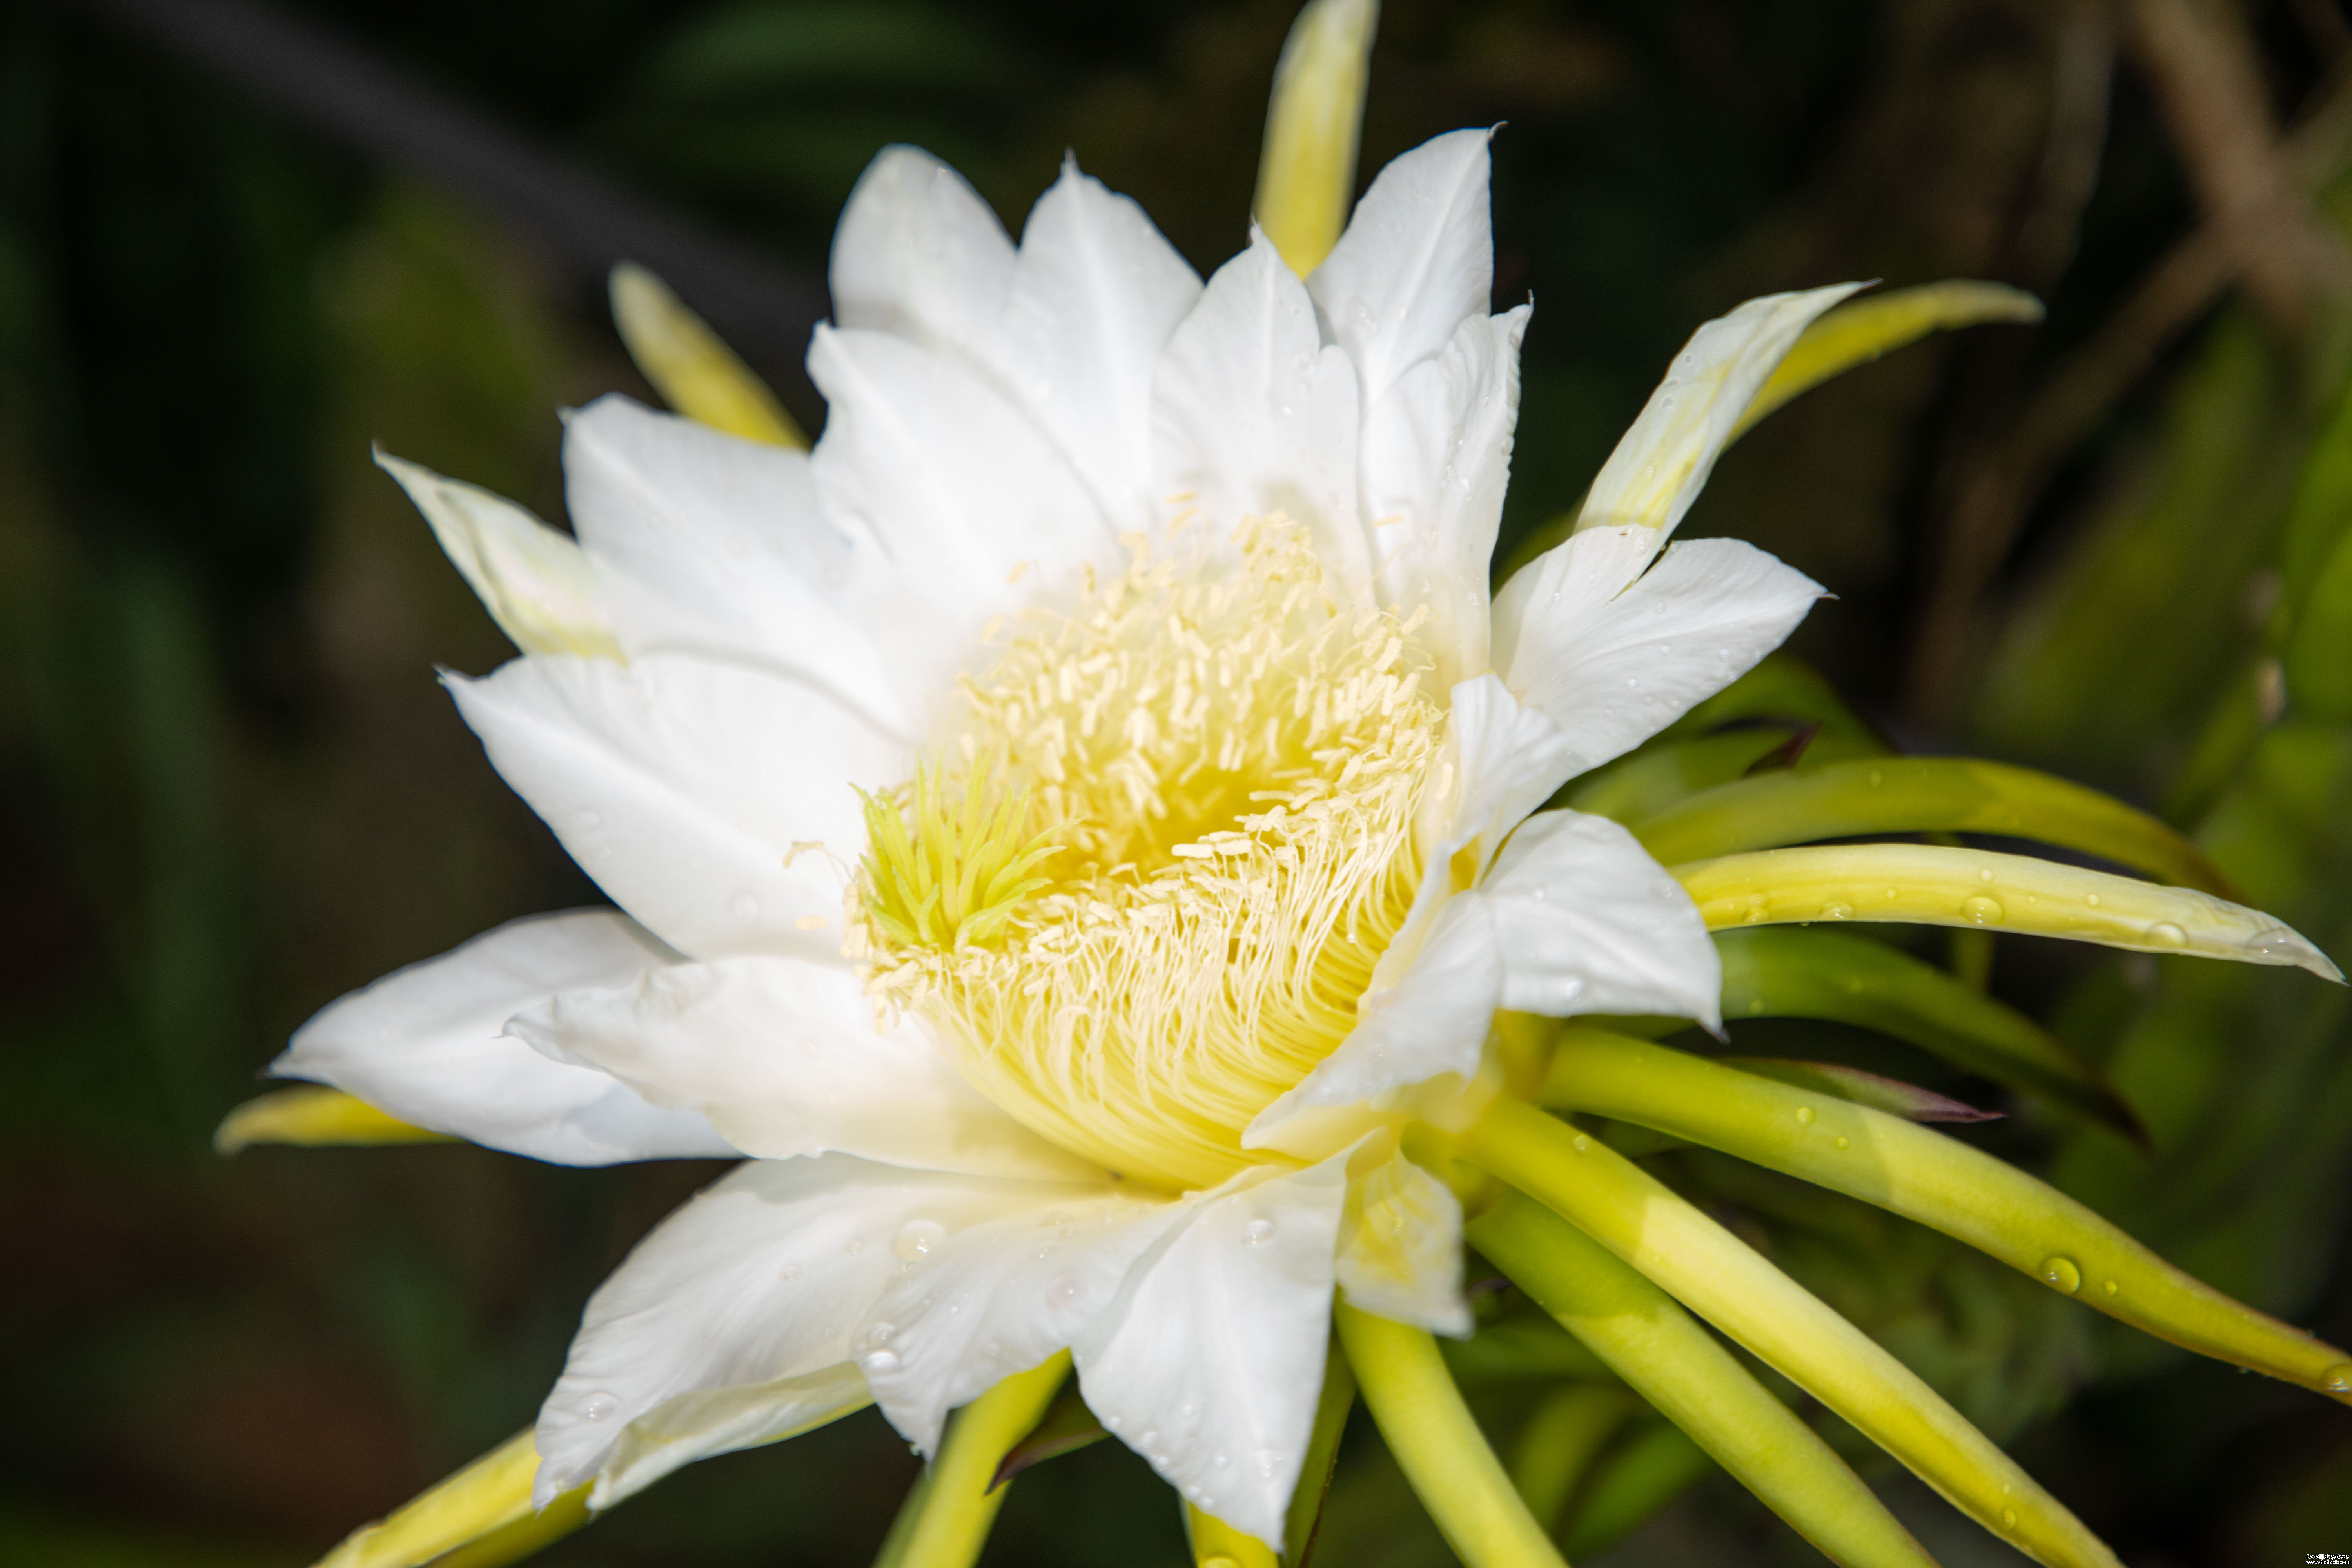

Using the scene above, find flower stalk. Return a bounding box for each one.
[876,1352,1071,1568]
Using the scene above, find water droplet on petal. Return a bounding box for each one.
[730,892,760,922]
[1212,1452,1229,1469]
[2149,922,2189,947]
[1979,868,1995,883]
[1046,1273,1083,1308]
[2039,1255,2082,1294]
[1795,1107,1815,1126]
[1834,1136,1849,1149]
[860,1350,902,1375]
[2102,1279,2119,1296]
[1962,896,2004,926]
[864,1322,896,1347]
[1571,1133,1591,1152]
[2321,1361,2352,1393]
[2002,1508,2018,1530]
[579,1391,620,1423]
[778,1263,799,1282]
[1821,900,1852,920]
[846,1238,865,1255]
[894,1219,947,1260]
[1243,1218,1276,1246]
[2087,893,2101,907]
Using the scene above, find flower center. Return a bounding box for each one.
[852,519,1445,1189]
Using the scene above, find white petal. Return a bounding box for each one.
[448,653,902,962]
[588,1364,871,1509]
[270,911,735,1165]
[1308,129,1496,407]
[1497,532,1826,775]
[1245,893,1500,1152]
[830,146,1015,364]
[808,325,1118,669]
[1577,284,1862,559]
[1152,229,1370,600]
[857,1187,1189,1454]
[534,1157,1085,1504]
[1334,1145,1470,1337]
[509,956,1102,1183]
[1483,809,1722,1029]
[559,396,911,733]
[1359,306,1530,689]
[377,453,618,659]
[1441,672,1588,872]
[1072,1153,1353,1548]
[997,160,1203,530]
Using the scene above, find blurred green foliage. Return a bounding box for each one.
[5,1,2351,1566]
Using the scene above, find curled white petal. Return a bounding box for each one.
[447,652,901,963]
[270,910,733,1165]
[508,956,1102,1182]
[1484,808,1722,1029]
[377,452,617,660]
[588,1363,872,1509]
[1334,1144,1470,1337]
[1073,1152,1353,1549]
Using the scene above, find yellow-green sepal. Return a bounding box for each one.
[1252,0,1379,277]
[216,1085,453,1154]
[1633,757,2235,895]
[1710,927,2139,1136]
[1538,1030,2352,1407]
[1673,843,2341,978]
[1463,1098,2121,1568]
[1469,1192,1941,1568]
[314,1430,588,1568]
[609,263,806,449]
[1730,280,2043,440]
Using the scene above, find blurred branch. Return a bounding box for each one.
[1906,45,2352,723]
[73,0,828,415]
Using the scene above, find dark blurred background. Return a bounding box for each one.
[7,0,2352,1563]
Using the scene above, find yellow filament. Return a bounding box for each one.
[857,520,1443,1189]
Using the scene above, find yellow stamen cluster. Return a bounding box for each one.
[853,519,1446,1189]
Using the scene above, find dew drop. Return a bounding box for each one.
[579,1391,620,1423]
[864,1322,896,1348]
[1962,895,2005,926]
[982,1340,1003,1360]
[2102,1279,2119,1296]
[1046,1273,1084,1308]
[1978,868,1995,883]
[1821,900,1853,920]
[846,1237,865,1255]
[2002,1508,2018,1530]
[1242,1218,1277,1246]
[778,1263,799,1283]
[1866,770,1883,788]
[1795,1107,1815,1126]
[1255,1447,1282,1478]
[1140,1428,1161,1450]
[860,1350,902,1375]
[2086,893,2101,907]
[893,1219,947,1260]
[1212,1452,1229,1469]
[2039,1255,2083,1294]
[2148,922,2189,947]
[1834,1136,1849,1149]
[1531,887,1546,900]
[2322,1361,2352,1393]
[1571,1134,1591,1152]
[730,892,760,922]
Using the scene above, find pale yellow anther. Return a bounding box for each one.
[609,262,808,449]
[857,520,1441,1188]
[1254,0,1380,277]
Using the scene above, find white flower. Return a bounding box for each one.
[274,130,1850,1546]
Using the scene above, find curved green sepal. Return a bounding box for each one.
[217,1086,454,1154]
[1674,844,2341,979]
[1561,1423,1713,1560]
[1538,1032,2352,1408]
[610,263,806,448]
[877,1353,1070,1568]
[1469,1193,1941,1568]
[1731,281,2043,440]
[1253,0,1378,277]
[313,1430,586,1568]
[1284,1342,1356,1568]
[1565,727,1881,826]
[1334,1302,1568,1568]
[1633,758,2236,895]
[1506,1383,1638,1535]
[991,1384,1108,1490]
[1711,926,2140,1138]
[1462,1098,2121,1568]
[1719,1058,2000,1123]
